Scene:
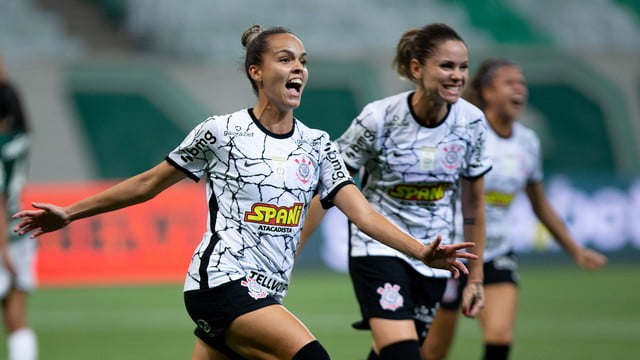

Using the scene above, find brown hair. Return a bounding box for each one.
[393,23,466,82]
[463,58,516,110]
[241,24,294,94]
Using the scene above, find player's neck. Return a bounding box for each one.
[253,101,294,134]
[487,113,514,138]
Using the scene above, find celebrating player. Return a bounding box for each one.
[12,25,477,360]
[302,23,491,360]
[422,58,608,360]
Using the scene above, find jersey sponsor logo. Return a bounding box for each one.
[485,191,515,207]
[343,129,375,159]
[245,271,289,294]
[387,183,450,202]
[296,138,322,147]
[325,144,347,181]
[377,283,404,311]
[180,130,217,162]
[384,115,410,127]
[440,144,463,171]
[294,156,313,184]
[244,203,303,227]
[223,125,254,137]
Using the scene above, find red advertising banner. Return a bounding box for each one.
[22,181,207,287]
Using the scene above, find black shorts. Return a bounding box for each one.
[440,251,519,310]
[349,256,447,342]
[184,278,280,358]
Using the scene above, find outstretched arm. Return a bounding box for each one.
[332,184,477,277]
[14,161,187,238]
[525,182,607,270]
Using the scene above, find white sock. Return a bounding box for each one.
[8,328,37,360]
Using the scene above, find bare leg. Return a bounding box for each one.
[421,307,460,360]
[226,304,317,359]
[478,283,517,345]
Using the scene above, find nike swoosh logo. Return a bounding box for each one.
[244,160,262,167]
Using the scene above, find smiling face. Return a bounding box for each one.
[248,33,308,113]
[483,65,527,122]
[411,40,468,106]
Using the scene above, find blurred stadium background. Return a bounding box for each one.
[1,0,639,359]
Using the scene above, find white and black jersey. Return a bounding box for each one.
[455,122,542,261]
[0,131,29,243]
[167,108,353,301]
[336,91,492,278]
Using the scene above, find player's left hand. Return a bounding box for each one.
[461,281,484,318]
[421,235,477,278]
[575,248,607,270]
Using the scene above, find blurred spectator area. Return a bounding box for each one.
[0,0,639,181]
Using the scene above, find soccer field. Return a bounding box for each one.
[12,263,640,359]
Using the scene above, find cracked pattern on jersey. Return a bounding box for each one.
[337,92,491,278]
[455,122,541,261]
[168,109,351,298]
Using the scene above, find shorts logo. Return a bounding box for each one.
[294,156,313,184]
[196,319,213,336]
[377,283,403,311]
[241,276,268,300]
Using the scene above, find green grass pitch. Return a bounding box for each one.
[9,263,640,359]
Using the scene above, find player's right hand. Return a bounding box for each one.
[421,235,477,278]
[12,202,70,238]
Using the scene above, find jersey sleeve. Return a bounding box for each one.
[462,116,492,179]
[165,117,218,182]
[334,104,380,172]
[317,137,354,209]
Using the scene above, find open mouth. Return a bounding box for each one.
[285,79,303,96]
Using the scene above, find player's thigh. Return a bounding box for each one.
[421,307,460,360]
[226,304,316,359]
[369,318,418,349]
[479,283,518,343]
[191,338,233,360]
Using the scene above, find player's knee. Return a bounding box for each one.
[422,346,448,360]
[292,340,330,360]
[484,327,514,344]
[379,339,421,360]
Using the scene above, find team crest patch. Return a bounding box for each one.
[377,283,404,311]
[241,276,268,299]
[439,144,463,171]
[294,156,313,184]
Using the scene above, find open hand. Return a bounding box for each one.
[12,202,70,238]
[421,235,477,278]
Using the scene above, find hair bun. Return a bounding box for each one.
[241,24,264,48]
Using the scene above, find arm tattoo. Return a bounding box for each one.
[463,217,476,225]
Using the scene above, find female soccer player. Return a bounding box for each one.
[422,58,608,360]
[303,23,491,360]
[12,25,477,360]
[0,55,37,360]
